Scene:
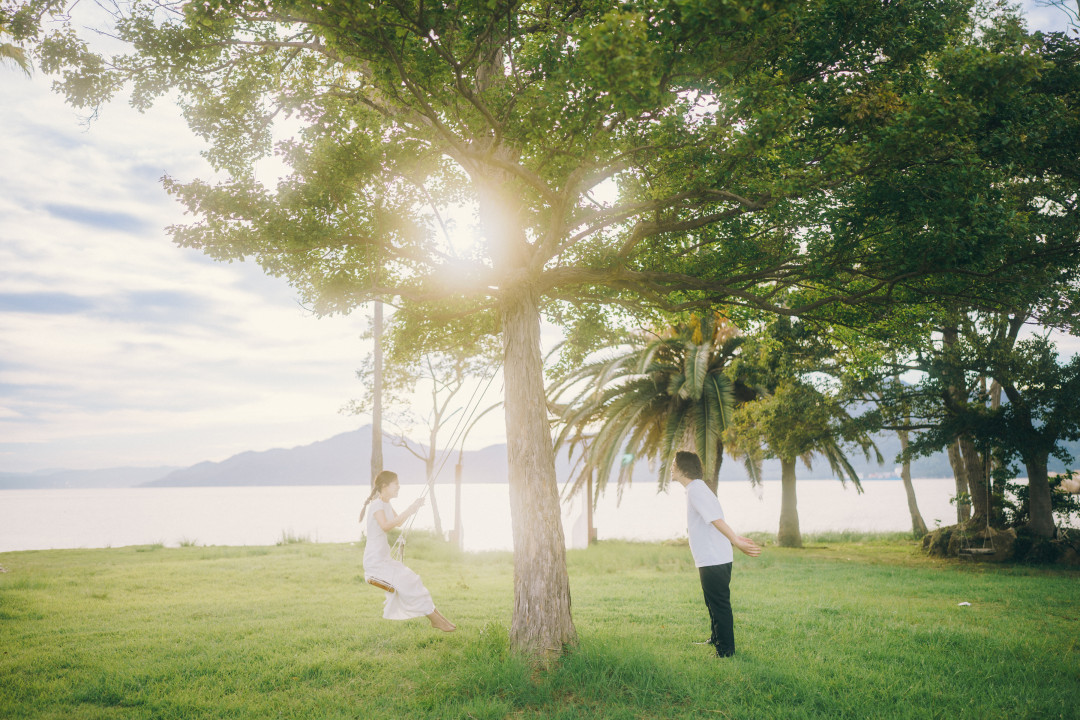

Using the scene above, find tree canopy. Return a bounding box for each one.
[13,0,1035,322]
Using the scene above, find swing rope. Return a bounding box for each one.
[977,448,995,552]
[387,362,503,563]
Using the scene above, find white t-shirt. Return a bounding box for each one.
[685,479,733,567]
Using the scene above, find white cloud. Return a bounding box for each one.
[1020,1,1077,33]
[0,67,376,472]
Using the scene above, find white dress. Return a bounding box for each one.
[363,498,435,620]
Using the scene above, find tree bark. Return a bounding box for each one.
[947,440,971,523]
[453,461,463,550]
[426,415,444,536]
[474,138,575,656]
[705,438,723,495]
[586,467,596,546]
[371,299,384,486]
[1023,449,1056,538]
[941,321,972,525]
[897,430,928,537]
[999,380,1057,538]
[988,379,1004,524]
[501,288,577,657]
[424,447,444,537]
[958,434,989,524]
[777,457,802,548]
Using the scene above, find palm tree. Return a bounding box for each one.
[549,314,744,499]
[724,379,881,547]
[1,20,31,76]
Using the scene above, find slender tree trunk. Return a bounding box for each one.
[371,299,383,486]
[425,448,444,537]
[988,380,1004,525]
[1024,450,1056,538]
[897,430,928,537]
[947,440,971,523]
[501,288,577,657]
[941,321,972,525]
[453,461,463,550]
[958,434,989,524]
[777,457,802,548]
[586,468,596,546]
[427,422,444,536]
[976,375,1001,525]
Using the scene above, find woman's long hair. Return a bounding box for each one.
[359,470,398,523]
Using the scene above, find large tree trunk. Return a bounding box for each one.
[897,430,928,537]
[999,380,1057,539]
[474,137,574,656]
[958,434,989,524]
[777,457,802,548]
[1023,450,1055,538]
[947,440,971,523]
[501,288,577,657]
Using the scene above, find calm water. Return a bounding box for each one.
[0,479,966,554]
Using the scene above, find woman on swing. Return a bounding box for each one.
[360,470,456,632]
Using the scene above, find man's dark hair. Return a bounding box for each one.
[674,451,703,480]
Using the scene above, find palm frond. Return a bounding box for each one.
[821,439,865,493]
[704,372,735,433]
[0,41,31,76]
[686,341,712,400]
[546,319,746,500]
[741,453,763,487]
[632,340,668,375]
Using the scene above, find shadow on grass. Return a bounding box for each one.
[425,625,695,718]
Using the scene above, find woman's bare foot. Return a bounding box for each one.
[427,609,456,632]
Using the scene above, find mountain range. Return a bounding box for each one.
[0,424,998,489]
[144,428,510,487]
[0,466,182,490]
[6,425,1078,490]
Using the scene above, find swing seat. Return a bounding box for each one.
[959,547,995,556]
[366,575,396,593]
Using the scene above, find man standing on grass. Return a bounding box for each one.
[672,451,762,658]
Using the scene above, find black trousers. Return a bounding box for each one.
[698,562,734,657]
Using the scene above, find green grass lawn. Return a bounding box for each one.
[1,534,1077,719]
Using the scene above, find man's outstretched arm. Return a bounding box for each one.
[712,517,762,557]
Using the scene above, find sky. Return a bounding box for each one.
[1,3,1076,474]
[0,78,386,472]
